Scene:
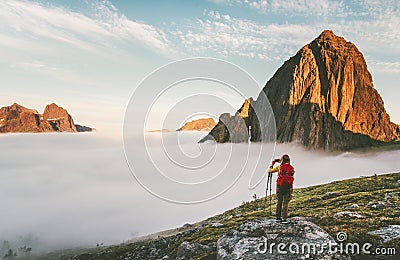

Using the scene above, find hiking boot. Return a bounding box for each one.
[281,219,290,224]
[275,218,282,222]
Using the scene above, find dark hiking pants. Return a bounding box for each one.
[276,185,293,219]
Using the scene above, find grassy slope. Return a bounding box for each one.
[44,172,400,259]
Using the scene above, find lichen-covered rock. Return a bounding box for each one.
[348,204,359,209]
[368,225,400,242]
[366,201,391,210]
[384,192,398,200]
[176,241,214,260]
[211,222,224,228]
[333,211,365,219]
[217,218,348,259]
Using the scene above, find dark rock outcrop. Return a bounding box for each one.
[217,217,348,259]
[177,118,216,132]
[201,30,399,151]
[199,113,232,143]
[0,103,92,133]
[199,99,254,143]
[75,124,94,132]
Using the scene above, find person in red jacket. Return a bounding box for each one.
[269,154,295,224]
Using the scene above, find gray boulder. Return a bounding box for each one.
[176,241,214,260]
[366,201,391,210]
[384,192,398,200]
[375,202,388,209]
[333,211,365,219]
[321,192,343,200]
[347,204,359,209]
[307,197,320,203]
[217,218,348,259]
[366,201,376,209]
[211,222,224,228]
[368,225,400,242]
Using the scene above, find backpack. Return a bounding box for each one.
[277,164,295,189]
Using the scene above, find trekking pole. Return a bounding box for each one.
[266,172,270,217]
[265,173,269,217]
[269,172,273,216]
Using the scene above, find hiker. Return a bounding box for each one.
[269,154,295,224]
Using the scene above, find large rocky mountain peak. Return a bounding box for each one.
[201,30,399,150]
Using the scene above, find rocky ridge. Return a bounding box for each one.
[0,103,92,133]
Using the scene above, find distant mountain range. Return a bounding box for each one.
[177,118,216,132]
[0,103,93,133]
[147,118,216,133]
[200,30,400,151]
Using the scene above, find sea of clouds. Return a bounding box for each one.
[0,132,399,253]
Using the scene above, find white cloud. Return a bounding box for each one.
[167,11,319,61]
[0,0,173,55]
[348,0,399,19]
[0,0,176,100]
[1,0,397,68]
[258,0,339,16]
[208,0,346,17]
[368,61,400,74]
[165,1,400,67]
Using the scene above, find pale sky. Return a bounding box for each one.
[0,0,399,136]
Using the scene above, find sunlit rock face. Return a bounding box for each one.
[0,103,92,133]
[201,30,399,151]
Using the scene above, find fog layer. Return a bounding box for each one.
[0,132,399,252]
